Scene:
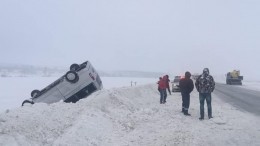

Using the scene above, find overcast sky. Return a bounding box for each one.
[0,0,259,77]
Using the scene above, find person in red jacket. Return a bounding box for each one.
[158,75,167,104]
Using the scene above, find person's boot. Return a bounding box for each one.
[199,110,204,120]
[184,110,191,116]
[199,113,204,120]
[208,109,213,119]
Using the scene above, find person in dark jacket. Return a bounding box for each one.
[179,71,194,116]
[157,77,162,92]
[165,75,171,95]
[195,68,215,120]
[158,76,167,104]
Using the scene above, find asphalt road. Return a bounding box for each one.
[214,83,260,116]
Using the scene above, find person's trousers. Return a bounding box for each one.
[167,87,171,95]
[181,92,190,112]
[159,89,167,103]
[164,89,168,102]
[199,93,212,118]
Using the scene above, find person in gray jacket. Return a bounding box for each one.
[195,68,215,120]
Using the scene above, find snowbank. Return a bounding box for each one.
[0,76,157,112]
[0,84,260,146]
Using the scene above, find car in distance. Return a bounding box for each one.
[22,61,102,106]
[171,76,184,92]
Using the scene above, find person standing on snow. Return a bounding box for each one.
[157,77,162,92]
[179,71,194,116]
[165,75,171,96]
[158,76,167,104]
[195,68,215,120]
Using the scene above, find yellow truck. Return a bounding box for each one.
[226,70,243,85]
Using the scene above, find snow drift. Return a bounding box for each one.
[0,84,260,146]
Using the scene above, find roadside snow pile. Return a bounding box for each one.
[0,84,260,146]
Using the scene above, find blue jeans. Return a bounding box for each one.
[199,93,212,118]
[159,89,167,103]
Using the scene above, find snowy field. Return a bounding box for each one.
[0,76,260,146]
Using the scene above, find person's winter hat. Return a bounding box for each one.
[203,68,209,75]
[185,71,191,78]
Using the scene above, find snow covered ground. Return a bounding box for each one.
[0,76,260,146]
[0,76,157,112]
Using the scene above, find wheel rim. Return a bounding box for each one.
[31,90,39,98]
[32,93,37,97]
[67,73,76,81]
[71,66,77,71]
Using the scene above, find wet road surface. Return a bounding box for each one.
[214,83,260,116]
